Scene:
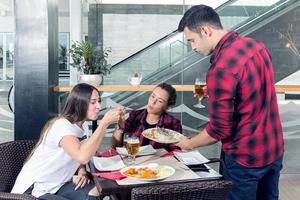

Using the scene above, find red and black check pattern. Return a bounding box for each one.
[205,31,284,167]
[124,109,182,151]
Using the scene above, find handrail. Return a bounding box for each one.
[109,0,238,71]
[52,85,300,93]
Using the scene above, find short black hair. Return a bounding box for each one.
[178,5,223,33]
[157,82,177,106]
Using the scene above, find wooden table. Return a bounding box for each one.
[89,150,221,200]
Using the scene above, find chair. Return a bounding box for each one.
[131,180,233,200]
[0,140,37,200]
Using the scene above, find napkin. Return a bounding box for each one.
[97,148,118,157]
[174,151,209,165]
[161,149,184,157]
[116,145,156,156]
[93,155,126,171]
[92,171,126,180]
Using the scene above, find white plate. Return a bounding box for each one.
[116,145,156,156]
[93,155,126,171]
[174,151,209,165]
[142,128,183,144]
[120,164,175,181]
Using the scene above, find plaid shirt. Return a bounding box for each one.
[205,31,284,167]
[124,109,182,151]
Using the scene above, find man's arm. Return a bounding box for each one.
[176,128,217,150]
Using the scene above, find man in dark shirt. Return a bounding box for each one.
[176,5,284,200]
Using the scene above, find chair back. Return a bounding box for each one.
[131,180,233,200]
[0,140,36,192]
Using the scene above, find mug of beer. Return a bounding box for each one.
[127,136,140,164]
[194,78,207,108]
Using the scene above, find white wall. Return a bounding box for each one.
[103,14,182,65]
[0,16,14,32]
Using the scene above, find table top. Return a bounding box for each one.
[89,149,221,199]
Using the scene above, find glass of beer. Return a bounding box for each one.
[127,136,140,164]
[123,132,130,149]
[194,78,207,108]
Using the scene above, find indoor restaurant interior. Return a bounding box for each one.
[0,0,299,199]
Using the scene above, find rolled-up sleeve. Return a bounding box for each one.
[205,68,238,141]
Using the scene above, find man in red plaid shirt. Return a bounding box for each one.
[176,5,284,200]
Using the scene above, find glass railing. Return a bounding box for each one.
[99,0,299,106]
[103,0,237,86]
[104,0,286,86]
[100,0,297,107]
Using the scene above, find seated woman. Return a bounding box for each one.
[11,83,124,200]
[112,82,182,151]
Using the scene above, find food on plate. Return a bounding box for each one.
[123,167,158,179]
[145,128,178,140]
[156,128,178,141]
[142,128,182,144]
[143,129,157,139]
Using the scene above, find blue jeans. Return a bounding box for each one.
[223,153,283,200]
[25,181,100,200]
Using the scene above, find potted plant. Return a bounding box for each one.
[69,40,112,86]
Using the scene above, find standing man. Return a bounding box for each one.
[176,5,284,200]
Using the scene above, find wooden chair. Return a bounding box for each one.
[131,180,233,200]
[0,140,37,200]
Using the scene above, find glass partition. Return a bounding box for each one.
[104,0,291,87]
[0,0,15,143]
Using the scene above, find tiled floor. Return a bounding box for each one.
[279,174,300,200]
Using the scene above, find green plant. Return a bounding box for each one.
[69,40,112,75]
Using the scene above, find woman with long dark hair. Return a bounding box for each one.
[12,83,123,200]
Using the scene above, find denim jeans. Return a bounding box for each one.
[223,153,283,200]
[25,181,100,200]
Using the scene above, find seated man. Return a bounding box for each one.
[112,82,182,151]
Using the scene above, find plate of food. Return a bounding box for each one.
[142,127,183,144]
[120,164,175,181]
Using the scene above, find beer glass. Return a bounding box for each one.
[127,136,140,164]
[123,133,130,151]
[194,78,207,108]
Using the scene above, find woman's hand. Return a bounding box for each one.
[74,166,90,190]
[73,173,90,190]
[101,107,124,127]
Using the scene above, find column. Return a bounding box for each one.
[69,0,83,86]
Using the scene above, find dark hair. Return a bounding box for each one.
[62,83,99,123]
[178,5,223,33]
[26,83,99,162]
[157,83,177,106]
